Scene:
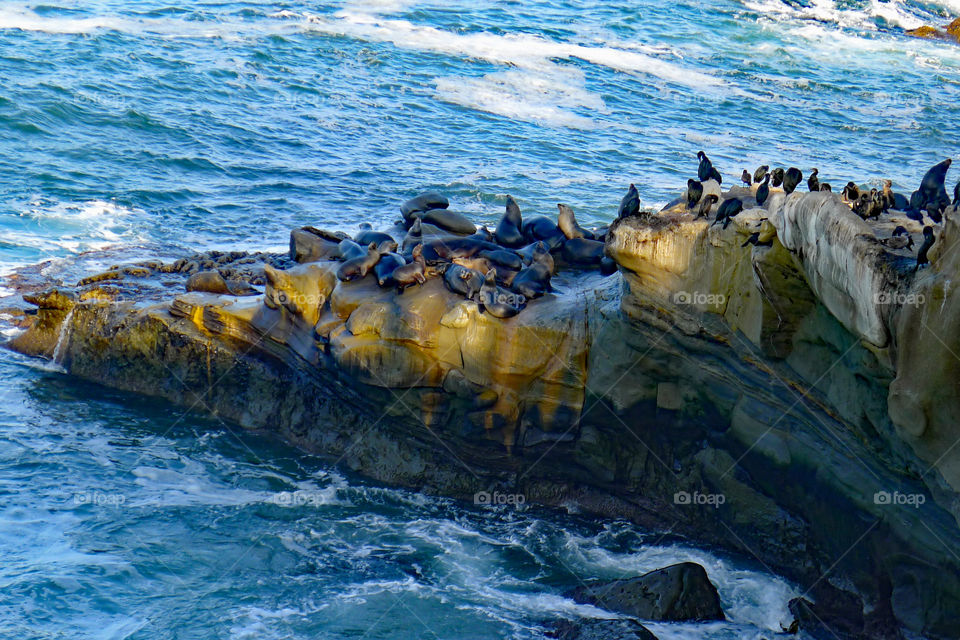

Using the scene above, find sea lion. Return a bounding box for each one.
[421,237,505,264]
[561,237,605,265]
[955,180,960,206]
[337,239,366,261]
[495,196,525,248]
[695,194,719,219]
[771,168,785,188]
[600,256,617,276]
[478,269,524,318]
[517,240,555,272]
[919,158,952,213]
[185,271,258,296]
[443,263,484,299]
[521,215,565,249]
[374,252,407,287]
[355,230,398,253]
[511,243,555,299]
[392,244,428,292]
[421,208,476,235]
[755,173,771,206]
[618,184,639,219]
[783,167,802,195]
[807,169,819,192]
[401,218,423,254]
[686,179,703,210]
[916,226,935,271]
[290,228,341,263]
[401,192,449,224]
[337,243,381,282]
[557,203,593,240]
[479,249,523,271]
[740,169,752,186]
[820,183,832,192]
[697,151,714,182]
[469,226,495,243]
[753,165,769,184]
[358,222,372,230]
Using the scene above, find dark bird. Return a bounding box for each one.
[842,182,860,203]
[770,168,785,188]
[741,169,752,186]
[697,151,714,182]
[915,226,936,272]
[712,197,744,229]
[618,183,640,219]
[853,194,869,219]
[820,183,832,192]
[783,167,803,195]
[756,173,771,206]
[807,168,820,192]
[695,194,719,219]
[687,179,703,210]
[742,232,773,248]
[866,189,883,219]
[709,167,723,185]
[885,225,914,251]
[753,165,769,184]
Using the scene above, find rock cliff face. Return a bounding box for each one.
[5,190,960,639]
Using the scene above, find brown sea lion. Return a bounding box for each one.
[392,244,427,293]
[557,203,592,240]
[337,243,381,282]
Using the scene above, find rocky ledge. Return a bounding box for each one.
[4,181,960,639]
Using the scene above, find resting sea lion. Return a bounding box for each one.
[401,192,449,224]
[521,215,565,249]
[511,243,555,299]
[421,237,505,264]
[392,244,427,292]
[337,239,365,261]
[561,238,605,265]
[374,252,407,287]
[478,269,524,318]
[443,264,484,299]
[479,249,523,271]
[421,208,476,235]
[355,230,398,253]
[337,243,381,282]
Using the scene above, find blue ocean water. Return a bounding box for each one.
[1,1,959,638]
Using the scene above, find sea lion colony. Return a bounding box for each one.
[297,152,956,319]
[300,192,615,319]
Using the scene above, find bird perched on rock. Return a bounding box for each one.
[880,226,914,251]
[842,182,860,203]
[741,169,752,186]
[807,169,819,192]
[695,194,719,219]
[697,151,714,182]
[783,168,803,194]
[687,179,703,210]
[753,165,769,185]
[771,168,785,188]
[915,226,936,272]
[712,197,743,229]
[618,183,640,219]
[742,232,773,248]
[755,173,771,206]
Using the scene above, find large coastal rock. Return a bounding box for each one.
[4,190,960,639]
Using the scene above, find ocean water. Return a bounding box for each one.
[1,1,959,638]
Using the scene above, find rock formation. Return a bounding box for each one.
[4,186,960,639]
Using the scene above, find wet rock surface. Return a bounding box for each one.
[569,562,724,622]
